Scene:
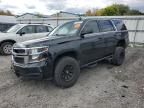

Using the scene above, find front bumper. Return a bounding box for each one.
[11,60,53,80]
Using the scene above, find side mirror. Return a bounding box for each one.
[19,32,25,36]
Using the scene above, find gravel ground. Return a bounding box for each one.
[0,47,144,108]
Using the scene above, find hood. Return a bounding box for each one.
[14,35,80,48]
[0,32,14,36]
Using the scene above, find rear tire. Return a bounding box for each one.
[112,47,125,66]
[0,42,13,55]
[54,57,80,88]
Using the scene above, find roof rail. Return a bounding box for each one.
[19,19,51,25]
[19,22,51,25]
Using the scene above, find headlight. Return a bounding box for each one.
[29,47,48,55]
[28,46,48,63]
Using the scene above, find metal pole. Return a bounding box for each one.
[42,19,44,24]
[29,19,31,24]
[56,13,59,26]
[134,19,139,46]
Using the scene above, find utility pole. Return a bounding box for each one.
[56,12,59,26]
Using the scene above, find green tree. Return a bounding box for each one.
[100,4,130,16]
[116,4,130,15]
[85,4,143,16]
[102,5,119,16]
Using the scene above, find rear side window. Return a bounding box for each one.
[98,20,115,32]
[82,20,99,34]
[113,20,122,28]
[36,25,48,33]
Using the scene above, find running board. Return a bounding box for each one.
[81,55,113,68]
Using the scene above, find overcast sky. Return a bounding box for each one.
[0,0,144,15]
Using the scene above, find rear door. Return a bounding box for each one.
[80,20,105,65]
[97,20,117,56]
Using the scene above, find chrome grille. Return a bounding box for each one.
[14,56,24,64]
[12,48,28,55]
[12,48,28,64]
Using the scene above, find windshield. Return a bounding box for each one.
[49,21,83,36]
[6,24,21,33]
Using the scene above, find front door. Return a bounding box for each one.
[17,25,37,42]
[80,20,105,65]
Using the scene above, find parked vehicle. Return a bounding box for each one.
[0,24,53,55]
[12,19,129,88]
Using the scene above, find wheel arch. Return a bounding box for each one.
[116,39,126,48]
[0,39,16,47]
[53,50,80,71]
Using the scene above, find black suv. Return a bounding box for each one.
[12,19,129,88]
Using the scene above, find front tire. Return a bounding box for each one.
[0,42,13,55]
[112,47,125,66]
[54,57,80,88]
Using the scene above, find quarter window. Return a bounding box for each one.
[98,20,114,32]
[113,20,127,31]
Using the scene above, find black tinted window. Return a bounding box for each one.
[20,25,35,34]
[98,20,114,32]
[82,20,99,34]
[36,25,48,33]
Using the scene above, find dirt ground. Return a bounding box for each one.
[0,47,144,108]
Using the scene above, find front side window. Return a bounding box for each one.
[81,20,99,35]
[49,21,83,36]
[98,20,115,32]
[36,25,48,33]
[19,25,35,34]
